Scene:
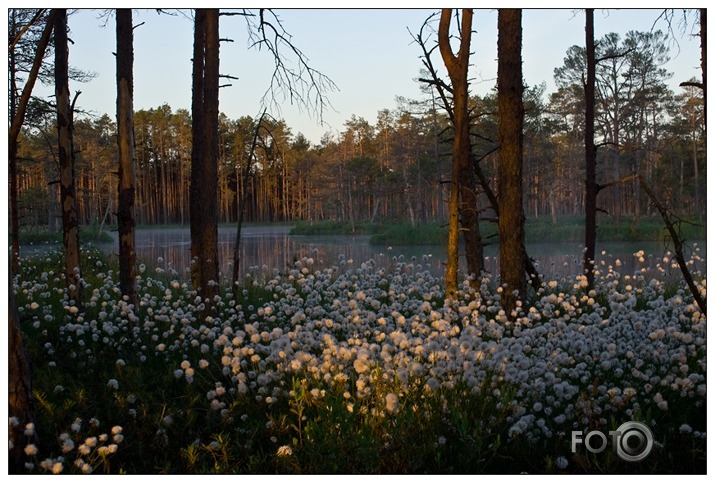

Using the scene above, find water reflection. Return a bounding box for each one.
[98,226,705,284]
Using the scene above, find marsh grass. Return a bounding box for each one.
[292,216,707,246]
[15,224,114,245]
[11,244,707,474]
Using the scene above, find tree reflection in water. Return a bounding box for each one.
[100,226,706,286]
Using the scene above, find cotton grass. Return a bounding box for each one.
[10,245,706,473]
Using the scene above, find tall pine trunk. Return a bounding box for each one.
[190,9,220,307]
[497,9,526,316]
[55,9,82,304]
[9,269,39,473]
[116,8,137,305]
[9,9,56,274]
[583,8,598,288]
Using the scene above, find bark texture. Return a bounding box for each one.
[190,9,220,306]
[55,8,83,304]
[116,8,137,305]
[438,9,481,300]
[9,9,56,274]
[583,8,598,288]
[497,9,527,316]
[9,274,39,473]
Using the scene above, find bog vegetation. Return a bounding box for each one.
[12,244,706,473]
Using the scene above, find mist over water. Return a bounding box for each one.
[86,225,706,284]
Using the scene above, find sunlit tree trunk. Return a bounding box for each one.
[116,8,137,305]
[55,9,82,304]
[497,8,526,316]
[438,9,477,300]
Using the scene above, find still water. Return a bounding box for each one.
[91,225,705,283]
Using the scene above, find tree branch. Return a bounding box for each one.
[595,47,635,64]
[408,13,455,123]
[679,80,704,89]
[9,9,47,49]
[598,172,638,192]
[245,9,338,124]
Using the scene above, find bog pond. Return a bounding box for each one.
[24,224,704,283]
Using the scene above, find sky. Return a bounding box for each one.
[15,4,704,145]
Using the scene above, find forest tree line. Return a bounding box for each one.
[13,22,705,232]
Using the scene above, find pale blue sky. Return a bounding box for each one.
[23,6,704,144]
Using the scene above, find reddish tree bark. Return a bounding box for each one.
[438,8,479,301]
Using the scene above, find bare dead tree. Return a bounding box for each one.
[583,9,598,289]
[116,8,137,306]
[638,175,706,316]
[497,8,527,316]
[233,110,268,293]
[55,8,83,305]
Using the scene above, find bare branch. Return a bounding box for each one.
[10,9,57,146]
[408,13,455,122]
[598,172,638,192]
[652,8,697,56]
[70,91,82,113]
[244,9,338,124]
[679,80,704,90]
[595,47,635,64]
[220,11,253,17]
[9,9,47,49]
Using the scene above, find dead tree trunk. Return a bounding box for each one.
[116,8,137,305]
[438,8,476,301]
[233,112,266,294]
[55,9,82,304]
[497,9,527,316]
[583,8,598,289]
[190,9,220,307]
[638,175,706,316]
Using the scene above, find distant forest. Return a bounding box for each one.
[14,21,704,230]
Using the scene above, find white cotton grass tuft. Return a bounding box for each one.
[12,247,707,468]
